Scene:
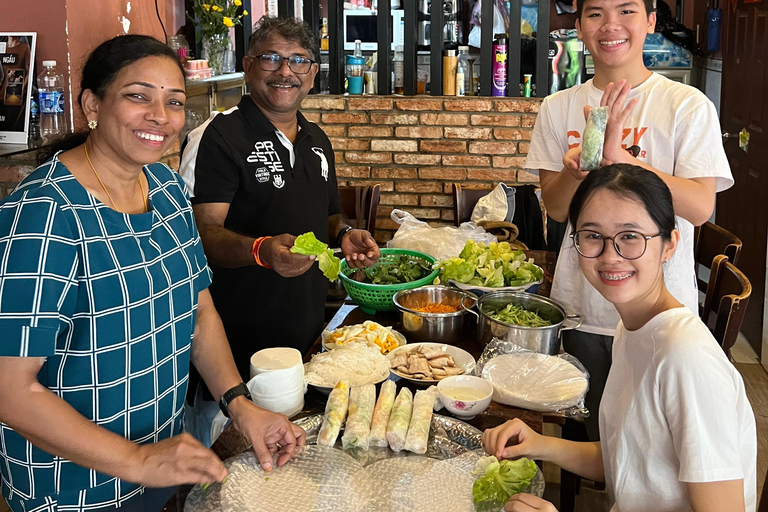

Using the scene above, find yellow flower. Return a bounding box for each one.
[202,3,211,9]
[234,0,241,5]
[223,16,234,27]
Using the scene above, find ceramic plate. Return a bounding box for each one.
[386,342,476,386]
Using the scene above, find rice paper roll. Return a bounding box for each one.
[404,388,438,454]
[317,380,349,447]
[369,380,397,448]
[386,387,413,452]
[341,384,376,451]
[580,106,609,171]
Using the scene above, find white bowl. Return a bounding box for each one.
[437,375,493,419]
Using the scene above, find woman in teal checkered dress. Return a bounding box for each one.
[0,36,305,512]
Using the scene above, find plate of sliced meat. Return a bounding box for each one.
[386,343,476,385]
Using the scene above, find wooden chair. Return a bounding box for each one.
[701,254,751,359]
[694,222,742,296]
[338,184,380,238]
[452,183,489,226]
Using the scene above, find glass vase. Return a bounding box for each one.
[202,34,231,76]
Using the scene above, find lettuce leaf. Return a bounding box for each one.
[317,248,341,282]
[472,456,538,507]
[290,232,341,282]
[435,240,542,288]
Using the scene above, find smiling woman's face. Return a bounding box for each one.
[87,55,186,167]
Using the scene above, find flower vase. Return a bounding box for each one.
[202,34,231,76]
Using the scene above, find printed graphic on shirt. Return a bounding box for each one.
[568,126,649,159]
[247,140,285,175]
[273,173,285,189]
[311,147,329,181]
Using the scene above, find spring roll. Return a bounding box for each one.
[404,388,438,454]
[342,384,376,451]
[369,380,397,448]
[317,380,349,447]
[386,387,413,452]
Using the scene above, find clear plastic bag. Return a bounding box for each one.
[386,209,497,261]
[474,338,590,416]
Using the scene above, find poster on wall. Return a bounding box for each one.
[0,32,37,144]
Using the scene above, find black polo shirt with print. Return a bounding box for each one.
[184,95,340,381]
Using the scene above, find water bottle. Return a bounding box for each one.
[457,46,470,96]
[353,39,363,59]
[28,84,43,146]
[38,60,66,140]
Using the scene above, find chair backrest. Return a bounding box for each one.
[701,254,752,359]
[694,222,743,294]
[452,183,489,227]
[338,184,380,237]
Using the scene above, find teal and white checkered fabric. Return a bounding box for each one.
[0,153,211,511]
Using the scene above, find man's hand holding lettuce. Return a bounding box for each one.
[290,232,341,282]
[435,240,544,288]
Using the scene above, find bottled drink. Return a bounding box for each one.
[394,45,404,95]
[38,60,67,140]
[457,46,472,96]
[28,85,43,146]
[353,39,363,59]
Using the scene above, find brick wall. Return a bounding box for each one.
[300,95,543,243]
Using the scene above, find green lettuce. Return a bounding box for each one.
[290,232,341,282]
[435,240,543,288]
[472,456,538,508]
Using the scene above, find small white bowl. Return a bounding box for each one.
[437,375,493,419]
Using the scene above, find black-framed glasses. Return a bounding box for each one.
[570,230,662,260]
[254,53,316,74]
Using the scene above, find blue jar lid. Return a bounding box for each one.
[346,55,365,65]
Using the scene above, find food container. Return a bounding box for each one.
[393,286,477,343]
[437,375,493,419]
[463,291,581,354]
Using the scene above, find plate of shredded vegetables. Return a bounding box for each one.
[481,303,553,327]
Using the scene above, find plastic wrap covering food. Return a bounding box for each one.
[580,106,609,171]
[386,209,497,261]
[475,339,590,415]
[184,414,545,512]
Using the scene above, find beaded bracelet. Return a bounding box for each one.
[252,236,272,268]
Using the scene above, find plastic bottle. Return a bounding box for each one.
[28,84,43,146]
[353,39,363,59]
[442,49,457,96]
[457,46,470,96]
[38,60,66,140]
[394,45,404,95]
[492,35,508,97]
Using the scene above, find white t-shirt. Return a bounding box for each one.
[525,73,734,335]
[600,307,756,512]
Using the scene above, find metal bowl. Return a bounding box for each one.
[393,286,477,343]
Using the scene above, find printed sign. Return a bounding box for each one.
[0,33,37,144]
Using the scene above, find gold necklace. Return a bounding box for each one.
[83,144,147,213]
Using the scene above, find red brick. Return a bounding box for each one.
[372,168,418,179]
[396,181,443,193]
[370,113,419,125]
[395,99,444,111]
[348,126,393,137]
[329,137,370,151]
[421,140,467,153]
[336,166,371,178]
[443,99,493,112]
[345,152,392,164]
[494,99,541,113]
[322,113,368,124]
[493,156,527,168]
[517,169,539,183]
[467,169,517,181]
[522,115,537,127]
[300,97,346,110]
[321,125,347,136]
[469,142,517,155]
[442,155,490,167]
[441,210,455,221]
[375,231,394,244]
[380,194,419,206]
[493,128,534,140]
[370,139,418,152]
[419,168,467,180]
[421,113,469,126]
[376,217,404,230]
[407,208,441,219]
[348,98,394,110]
[444,127,492,140]
[394,126,443,139]
[335,152,345,163]
[338,180,348,186]
[378,205,394,217]
[519,142,531,154]
[470,114,520,127]
[394,154,442,165]
[303,112,321,123]
[420,195,454,207]
[348,180,394,191]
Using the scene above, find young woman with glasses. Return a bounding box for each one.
[481,164,756,512]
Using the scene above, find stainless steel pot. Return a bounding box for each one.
[462,291,581,355]
[393,286,477,343]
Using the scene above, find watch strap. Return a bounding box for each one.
[336,226,353,248]
[219,383,252,418]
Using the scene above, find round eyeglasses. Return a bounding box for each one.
[254,53,316,74]
[570,230,662,260]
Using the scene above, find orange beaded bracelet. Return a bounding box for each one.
[252,236,272,268]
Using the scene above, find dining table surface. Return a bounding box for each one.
[162,249,557,511]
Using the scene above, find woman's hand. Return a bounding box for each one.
[340,229,381,269]
[562,147,589,181]
[132,433,227,487]
[590,79,638,166]
[482,418,548,461]
[260,233,316,277]
[505,494,559,511]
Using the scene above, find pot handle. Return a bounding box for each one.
[559,314,582,334]
[459,295,479,320]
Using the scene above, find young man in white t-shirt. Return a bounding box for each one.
[525,0,734,439]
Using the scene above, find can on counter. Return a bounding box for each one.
[523,74,532,98]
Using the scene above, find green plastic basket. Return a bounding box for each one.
[339,248,439,314]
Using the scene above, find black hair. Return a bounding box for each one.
[248,15,319,60]
[568,164,675,242]
[576,0,656,19]
[38,35,184,164]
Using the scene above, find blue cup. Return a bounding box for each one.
[348,75,364,95]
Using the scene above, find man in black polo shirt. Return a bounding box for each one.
[180,17,379,440]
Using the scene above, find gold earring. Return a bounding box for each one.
[88,119,98,130]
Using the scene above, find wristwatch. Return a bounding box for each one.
[335,225,353,248]
[219,383,252,418]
